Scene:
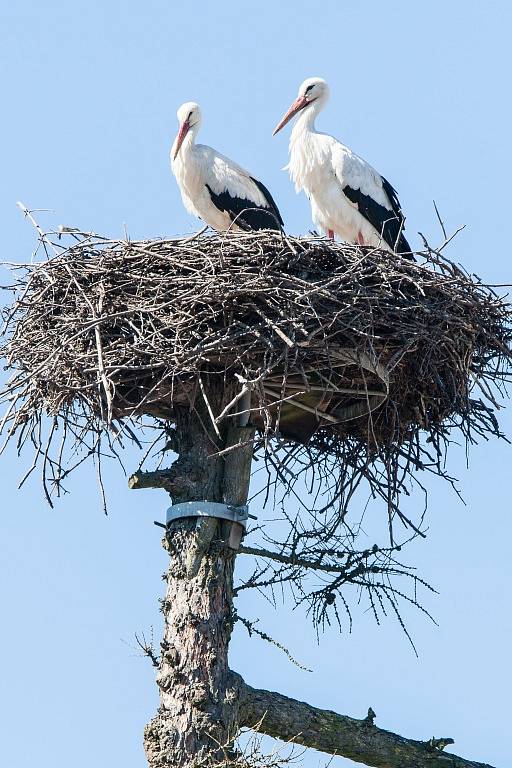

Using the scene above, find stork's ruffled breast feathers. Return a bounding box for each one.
[287,131,333,194]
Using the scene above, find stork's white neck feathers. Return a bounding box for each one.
[290,96,325,138]
[287,97,330,193]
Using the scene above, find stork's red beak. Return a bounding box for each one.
[173,120,190,160]
[272,96,309,136]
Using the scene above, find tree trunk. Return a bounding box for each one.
[140,385,496,768]
[144,522,239,767]
[143,386,248,768]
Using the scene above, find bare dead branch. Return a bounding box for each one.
[238,678,496,768]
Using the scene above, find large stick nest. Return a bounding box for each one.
[1,229,511,508]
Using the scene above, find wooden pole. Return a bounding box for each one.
[141,382,255,768]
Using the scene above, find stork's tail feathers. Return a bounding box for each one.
[391,220,416,260]
[395,231,414,259]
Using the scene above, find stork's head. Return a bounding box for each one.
[173,102,201,160]
[272,78,329,136]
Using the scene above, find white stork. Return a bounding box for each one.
[273,78,411,255]
[171,102,283,232]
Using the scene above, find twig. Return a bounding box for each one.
[236,612,312,672]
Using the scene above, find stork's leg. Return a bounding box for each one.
[357,231,365,246]
[327,229,335,240]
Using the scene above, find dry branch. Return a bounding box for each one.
[238,679,496,768]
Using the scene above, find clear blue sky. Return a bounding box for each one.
[1,2,511,766]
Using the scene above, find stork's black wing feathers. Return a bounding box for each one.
[343,176,412,256]
[205,178,283,231]
[249,176,284,227]
[381,176,402,218]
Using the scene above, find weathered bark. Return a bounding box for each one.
[145,525,240,767]
[143,386,251,768]
[237,680,497,768]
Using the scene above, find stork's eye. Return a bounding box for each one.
[305,85,314,94]
[188,111,193,120]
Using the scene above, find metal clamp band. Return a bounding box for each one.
[166,501,250,530]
